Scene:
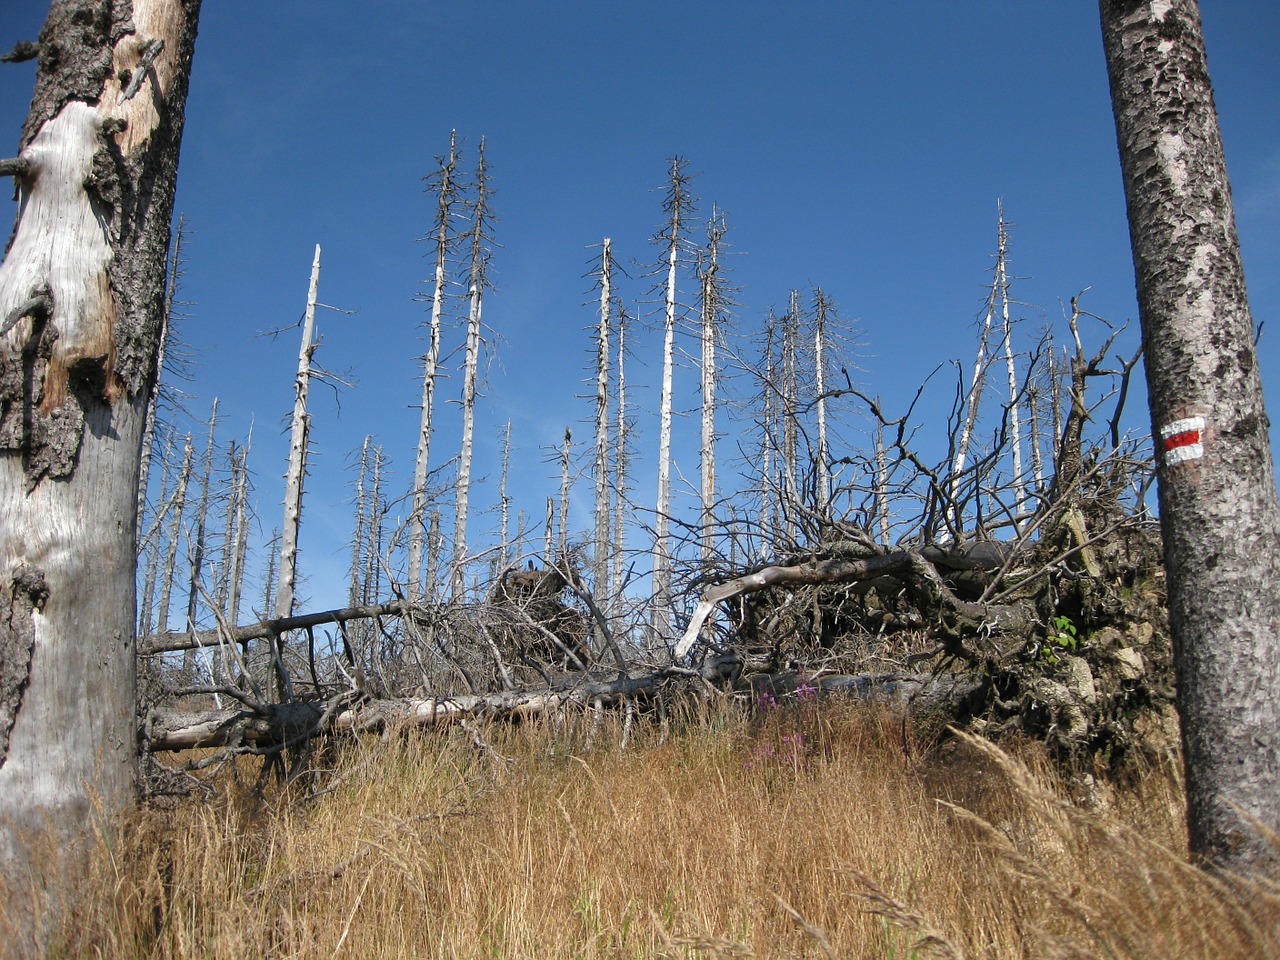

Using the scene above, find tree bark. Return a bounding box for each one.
[408,133,458,598]
[652,159,692,639]
[592,239,612,602]
[1100,0,1280,869]
[453,138,493,599]
[276,245,320,621]
[0,0,202,947]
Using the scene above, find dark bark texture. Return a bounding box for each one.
[1100,0,1280,869]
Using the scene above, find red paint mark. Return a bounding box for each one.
[1163,429,1201,451]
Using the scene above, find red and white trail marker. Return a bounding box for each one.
[1160,416,1205,466]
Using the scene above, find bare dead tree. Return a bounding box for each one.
[453,137,495,599]
[276,245,321,621]
[592,239,613,605]
[651,157,697,640]
[408,132,460,599]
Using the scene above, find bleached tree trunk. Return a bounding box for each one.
[1048,344,1064,475]
[650,158,696,639]
[781,291,800,542]
[593,239,612,598]
[138,429,176,635]
[995,205,1026,520]
[261,530,278,617]
[350,436,370,608]
[812,289,833,523]
[213,439,238,615]
[558,426,572,558]
[875,407,890,546]
[453,139,493,599]
[425,508,442,595]
[365,445,384,607]
[276,244,321,620]
[1027,381,1045,493]
[1100,0,1280,870]
[157,434,194,632]
[544,496,554,562]
[611,306,631,613]
[499,419,512,569]
[759,309,777,557]
[408,133,458,598]
[225,431,250,628]
[184,401,217,631]
[0,1,202,946]
[698,210,728,565]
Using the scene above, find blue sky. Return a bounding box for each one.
[3,2,1278,616]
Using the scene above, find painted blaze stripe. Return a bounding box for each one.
[1160,416,1205,465]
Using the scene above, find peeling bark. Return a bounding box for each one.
[0,0,202,948]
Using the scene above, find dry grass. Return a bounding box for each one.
[14,696,1280,959]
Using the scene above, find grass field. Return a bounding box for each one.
[13,694,1279,958]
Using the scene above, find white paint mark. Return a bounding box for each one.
[1160,416,1205,466]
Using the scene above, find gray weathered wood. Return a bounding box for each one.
[0,1,202,948]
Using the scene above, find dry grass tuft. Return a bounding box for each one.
[9,696,1278,958]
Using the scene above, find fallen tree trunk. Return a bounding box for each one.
[140,600,408,655]
[147,669,684,751]
[145,665,985,753]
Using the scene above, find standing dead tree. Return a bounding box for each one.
[453,137,495,599]
[591,239,614,610]
[650,157,697,640]
[276,245,321,623]
[408,132,460,600]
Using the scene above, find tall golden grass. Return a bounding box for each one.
[9,695,1278,958]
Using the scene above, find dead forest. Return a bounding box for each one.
[138,151,1172,792]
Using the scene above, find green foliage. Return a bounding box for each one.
[1042,614,1080,664]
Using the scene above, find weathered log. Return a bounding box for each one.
[146,671,674,751]
[140,600,408,655]
[145,667,986,753]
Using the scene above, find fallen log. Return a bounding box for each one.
[140,600,408,655]
[145,666,986,753]
[146,670,681,752]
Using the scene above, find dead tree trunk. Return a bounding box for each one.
[558,426,572,558]
[453,138,493,599]
[136,212,188,529]
[408,132,458,599]
[592,239,612,602]
[995,205,1026,521]
[0,0,202,946]
[137,430,175,635]
[651,157,695,639]
[698,210,729,565]
[157,433,194,632]
[276,245,321,621]
[1100,0,1280,870]
[812,289,833,523]
[780,291,800,543]
[182,400,217,674]
[611,306,632,615]
[225,432,250,628]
